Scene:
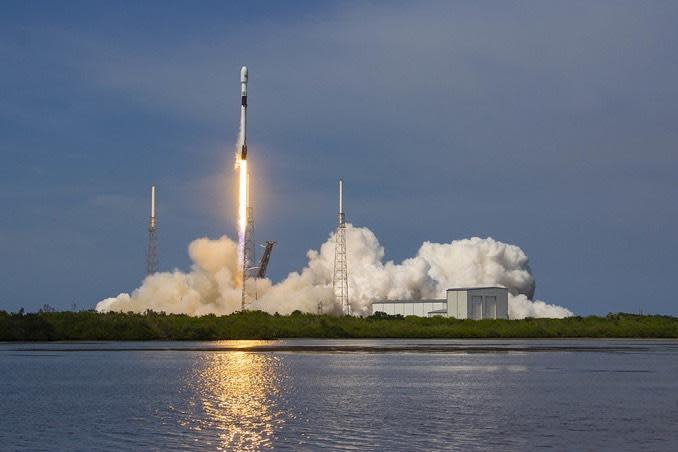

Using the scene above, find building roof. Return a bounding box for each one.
[371,299,446,305]
[446,286,508,292]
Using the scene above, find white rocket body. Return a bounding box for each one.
[239,66,248,160]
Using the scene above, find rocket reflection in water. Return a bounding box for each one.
[188,345,288,449]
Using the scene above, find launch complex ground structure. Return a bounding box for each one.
[237,65,253,311]
[236,66,344,313]
[236,66,277,310]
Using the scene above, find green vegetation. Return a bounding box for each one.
[1,310,678,341]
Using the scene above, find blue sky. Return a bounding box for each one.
[1,1,677,314]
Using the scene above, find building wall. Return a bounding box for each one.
[459,291,468,318]
[447,291,458,318]
[446,287,508,319]
[371,302,393,315]
[371,289,507,319]
[495,288,509,319]
[481,287,508,320]
[447,290,468,319]
[371,301,446,316]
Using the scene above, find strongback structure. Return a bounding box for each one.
[256,241,277,279]
[371,287,509,319]
[146,185,159,276]
[333,179,350,315]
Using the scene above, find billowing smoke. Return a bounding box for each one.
[97,225,572,319]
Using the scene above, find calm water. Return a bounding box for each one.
[1,339,677,451]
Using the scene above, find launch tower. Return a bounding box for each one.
[333,179,350,315]
[241,180,255,311]
[146,185,159,276]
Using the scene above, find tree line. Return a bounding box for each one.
[1,310,677,341]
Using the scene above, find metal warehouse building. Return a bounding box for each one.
[371,287,509,320]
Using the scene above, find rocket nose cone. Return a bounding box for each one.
[240,66,248,83]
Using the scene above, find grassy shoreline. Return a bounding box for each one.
[1,310,677,341]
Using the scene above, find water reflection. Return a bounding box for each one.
[185,342,289,450]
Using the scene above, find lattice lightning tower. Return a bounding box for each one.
[146,185,159,276]
[333,178,350,315]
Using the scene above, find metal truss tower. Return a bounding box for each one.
[241,176,255,311]
[146,185,159,276]
[333,179,350,315]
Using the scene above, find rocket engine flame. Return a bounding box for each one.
[236,158,248,287]
[237,160,248,233]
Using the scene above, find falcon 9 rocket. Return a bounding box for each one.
[239,66,248,160]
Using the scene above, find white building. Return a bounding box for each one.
[371,287,509,320]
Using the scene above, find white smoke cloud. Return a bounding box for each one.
[97,225,572,319]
